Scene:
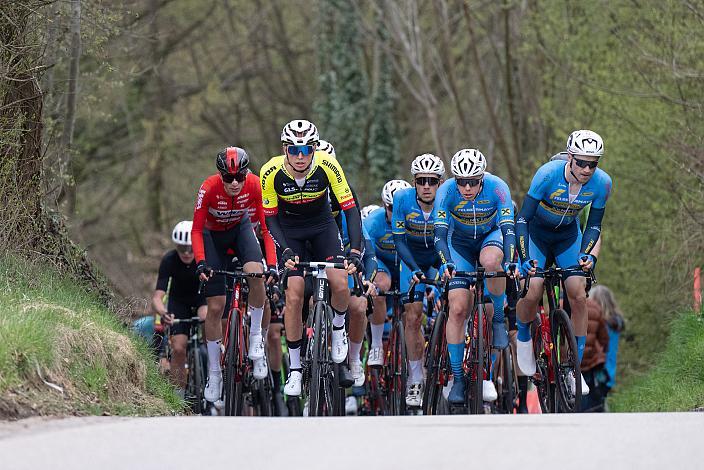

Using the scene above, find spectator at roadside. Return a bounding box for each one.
[581,290,610,412]
[590,285,626,397]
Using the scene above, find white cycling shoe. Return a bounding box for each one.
[248,333,265,360]
[284,370,303,396]
[350,361,365,387]
[204,372,222,403]
[252,357,268,380]
[331,328,349,363]
[483,380,498,402]
[406,383,423,408]
[516,339,537,376]
[367,347,384,367]
[567,371,590,396]
[345,396,358,416]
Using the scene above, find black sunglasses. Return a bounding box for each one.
[572,158,598,169]
[415,176,440,187]
[456,177,482,188]
[176,244,193,254]
[222,171,247,183]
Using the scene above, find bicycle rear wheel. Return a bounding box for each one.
[423,309,448,415]
[551,308,581,412]
[188,344,205,415]
[496,345,516,414]
[224,310,244,416]
[467,303,485,414]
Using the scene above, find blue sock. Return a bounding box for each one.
[576,336,586,364]
[447,343,465,381]
[517,319,531,342]
[488,292,506,323]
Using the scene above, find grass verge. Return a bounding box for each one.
[609,310,704,412]
[0,255,182,418]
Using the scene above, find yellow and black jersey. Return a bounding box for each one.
[260,152,355,221]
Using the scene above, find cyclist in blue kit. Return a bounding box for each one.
[432,149,518,404]
[515,129,612,397]
[392,154,445,408]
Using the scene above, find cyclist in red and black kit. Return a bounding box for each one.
[192,146,278,404]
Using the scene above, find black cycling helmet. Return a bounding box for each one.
[216,146,250,175]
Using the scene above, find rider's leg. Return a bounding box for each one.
[283,277,304,395]
[170,333,188,390]
[371,270,391,349]
[564,275,588,360]
[404,301,424,382]
[348,293,368,361]
[481,245,509,349]
[447,287,471,403]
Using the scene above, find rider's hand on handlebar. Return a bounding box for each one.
[503,261,520,279]
[521,259,537,277]
[160,312,175,326]
[362,279,377,297]
[346,251,363,275]
[282,248,298,270]
[412,270,425,284]
[440,262,455,281]
[265,266,279,285]
[196,260,211,282]
[578,253,595,272]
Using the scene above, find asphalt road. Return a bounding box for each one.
[1,413,701,469]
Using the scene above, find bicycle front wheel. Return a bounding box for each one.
[389,319,408,415]
[467,304,485,414]
[551,308,581,413]
[308,301,326,416]
[423,309,448,415]
[224,310,244,416]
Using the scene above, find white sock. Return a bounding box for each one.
[289,347,301,370]
[249,305,264,335]
[332,312,346,329]
[371,323,384,349]
[409,359,423,384]
[349,341,363,363]
[207,339,222,374]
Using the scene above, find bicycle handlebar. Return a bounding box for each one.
[170,316,204,325]
[197,269,265,294]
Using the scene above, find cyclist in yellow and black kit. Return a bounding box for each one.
[260,119,363,397]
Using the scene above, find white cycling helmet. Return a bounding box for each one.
[281,119,320,146]
[361,204,381,219]
[318,139,336,157]
[381,179,412,206]
[566,129,604,157]
[172,220,192,245]
[451,148,486,178]
[411,153,445,177]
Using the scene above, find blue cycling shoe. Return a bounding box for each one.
[448,378,466,404]
[492,321,509,350]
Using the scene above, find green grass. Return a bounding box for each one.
[609,311,704,412]
[0,255,183,416]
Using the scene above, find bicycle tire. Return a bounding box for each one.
[423,309,448,415]
[389,319,408,415]
[308,301,325,416]
[551,308,581,412]
[497,345,516,414]
[224,310,244,416]
[467,303,484,414]
[368,367,387,415]
[254,378,272,417]
[191,345,204,414]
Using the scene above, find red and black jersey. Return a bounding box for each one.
[192,172,276,266]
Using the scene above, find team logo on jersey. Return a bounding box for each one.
[263,198,269,205]
[396,221,405,229]
[582,191,594,196]
[550,189,566,199]
[196,188,206,209]
[501,208,511,216]
[438,210,446,219]
[477,200,490,205]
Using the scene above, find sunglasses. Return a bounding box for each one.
[286,144,316,157]
[572,158,598,169]
[176,245,193,254]
[456,177,482,188]
[415,176,440,187]
[222,171,247,183]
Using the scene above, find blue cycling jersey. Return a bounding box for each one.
[339,210,377,280]
[517,160,612,261]
[391,187,438,271]
[363,207,396,270]
[433,174,516,264]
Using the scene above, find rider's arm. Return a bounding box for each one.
[495,178,517,264]
[362,233,378,282]
[515,196,539,261]
[343,204,362,253]
[391,192,420,272]
[260,160,289,252]
[251,176,278,266]
[580,172,611,255]
[152,289,168,317]
[322,155,361,252]
[191,181,211,264]
[432,181,452,265]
